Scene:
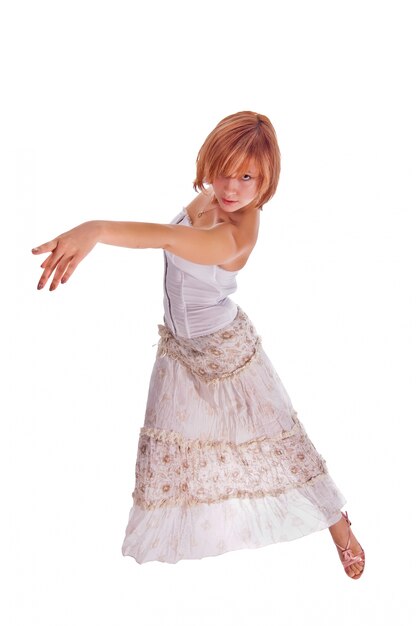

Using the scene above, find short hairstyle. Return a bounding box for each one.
[193,111,281,210]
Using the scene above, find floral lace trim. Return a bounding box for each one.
[156,307,262,384]
[134,473,329,510]
[132,412,329,510]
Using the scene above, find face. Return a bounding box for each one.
[211,159,260,213]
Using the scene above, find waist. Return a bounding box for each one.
[163,298,238,338]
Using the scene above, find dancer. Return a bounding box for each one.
[32,111,365,578]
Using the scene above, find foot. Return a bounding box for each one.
[329,512,365,579]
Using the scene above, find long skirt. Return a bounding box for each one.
[121,306,346,564]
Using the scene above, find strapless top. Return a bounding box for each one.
[162,208,239,338]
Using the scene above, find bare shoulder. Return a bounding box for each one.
[217,209,260,272]
[224,203,259,240]
[183,189,261,271]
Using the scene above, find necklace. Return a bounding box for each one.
[197,206,216,218]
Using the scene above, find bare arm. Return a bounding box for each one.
[32,218,255,291]
[96,220,245,263]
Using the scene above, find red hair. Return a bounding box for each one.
[193,111,280,209]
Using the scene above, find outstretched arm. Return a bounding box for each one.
[32,219,255,291]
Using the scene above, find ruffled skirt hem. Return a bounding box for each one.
[122,472,346,564]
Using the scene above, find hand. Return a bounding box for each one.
[32,221,101,291]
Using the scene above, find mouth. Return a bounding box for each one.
[222,198,237,206]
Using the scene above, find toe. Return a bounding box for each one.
[346,562,362,577]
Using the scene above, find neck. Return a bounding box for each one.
[198,191,218,216]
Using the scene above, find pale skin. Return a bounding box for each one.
[32,160,364,578]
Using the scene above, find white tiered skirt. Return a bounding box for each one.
[121,307,346,564]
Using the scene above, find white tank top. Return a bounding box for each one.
[163,208,239,338]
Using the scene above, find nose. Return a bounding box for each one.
[223,176,238,196]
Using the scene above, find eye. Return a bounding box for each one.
[242,174,252,181]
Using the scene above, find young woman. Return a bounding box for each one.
[32,111,365,578]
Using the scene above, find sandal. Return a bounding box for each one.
[334,510,365,579]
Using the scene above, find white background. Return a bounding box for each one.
[1,0,415,624]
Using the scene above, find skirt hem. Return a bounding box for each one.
[121,505,346,565]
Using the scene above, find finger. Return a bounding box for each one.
[40,249,66,271]
[37,253,65,289]
[32,239,59,255]
[60,258,81,285]
[40,251,55,269]
[49,257,76,291]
